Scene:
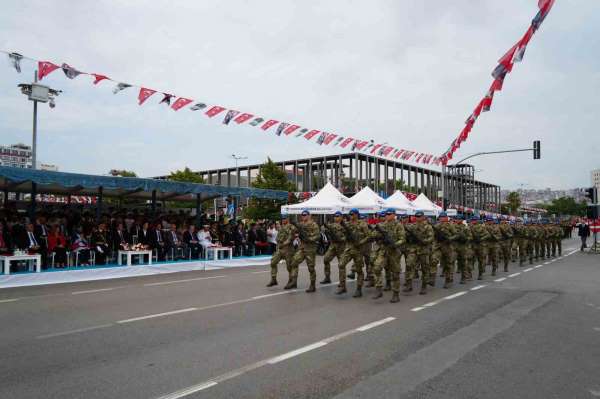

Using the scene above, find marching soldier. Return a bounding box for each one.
[429,220,441,287]
[371,208,406,302]
[402,215,419,292]
[433,212,457,288]
[513,219,530,266]
[322,211,346,285]
[413,210,434,295]
[498,219,514,272]
[554,221,563,256]
[289,209,321,292]
[470,216,490,280]
[337,208,370,297]
[267,215,296,287]
[454,215,473,284]
[485,217,502,276]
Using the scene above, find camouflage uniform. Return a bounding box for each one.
[402,223,419,291]
[433,221,457,287]
[323,221,346,282]
[338,219,370,296]
[290,219,321,291]
[554,224,562,256]
[535,224,545,259]
[499,222,514,271]
[371,219,406,298]
[413,219,434,294]
[454,222,473,283]
[470,222,490,279]
[513,222,530,266]
[269,222,296,285]
[486,222,502,275]
[429,237,441,286]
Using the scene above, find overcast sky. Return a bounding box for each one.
[0,0,598,190]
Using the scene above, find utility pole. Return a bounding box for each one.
[230,154,247,169]
[32,70,38,170]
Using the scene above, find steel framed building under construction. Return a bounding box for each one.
[158,153,501,212]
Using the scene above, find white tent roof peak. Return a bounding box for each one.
[410,193,442,215]
[281,182,350,215]
[343,186,386,213]
[384,190,418,214]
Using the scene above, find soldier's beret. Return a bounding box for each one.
[349,208,360,215]
[415,210,425,217]
[301,209,310,215]
[439,211,448,217]
[334,211,342,216]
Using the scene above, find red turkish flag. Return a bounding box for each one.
[304,130,321,140]
[284,124,300,135]
[261,120,278,131]
[323,133,338,145]
[138,88,156,105]
[382,146,394,156]
[38,61,60,80]
[395,149,404,159]
[355,140,369,150]
[171,97,193,111]
[370,144,382,154]
[234,113,254,124]
[92,74,109,85]
[340,138,354,148]
[490,78,504,92]
[205,106,226,117]
[498,44,519,73]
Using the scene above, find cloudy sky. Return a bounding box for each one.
[0,0,598,190]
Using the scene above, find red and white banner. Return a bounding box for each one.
[138,87,156,105]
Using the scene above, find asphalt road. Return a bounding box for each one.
[1,238,599,399]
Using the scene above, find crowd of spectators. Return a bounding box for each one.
[0,206,280,271]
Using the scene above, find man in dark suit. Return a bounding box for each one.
[183,224,200,259]
[34,216,49,268]
[149,223,166,261]
[138,222,151,248]
[165,223,183,260]
[112,222,130,251]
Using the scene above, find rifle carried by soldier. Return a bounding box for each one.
[375,224,396,247]
[290,220,308,242]
[340,221,359,244]
[323,223,340,243]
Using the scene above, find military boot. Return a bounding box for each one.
[266,277,277,287]
[320,275,332,284]
[366,278,375,288]
[390,292,400,303]
[305,281,316,293]
[419,281,428,295]
[383,280,392,291]
[353,287,363,298]
[335,284,347,295]
[491,267,497,276]
[402,285,413,293]
[372,287,383,299]
[285,277,297,290]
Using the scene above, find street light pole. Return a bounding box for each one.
[32,70,38,170]
[230,154,247,168]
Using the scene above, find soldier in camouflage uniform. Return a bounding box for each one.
[322,211,346,285]
[485,217,502,276]
[470,216,490,280]
[289,209,321,293]
[402,215,419,292]
[498,219,514,272]
[429,224,441,286]
[337,208,370,297]
[371,209,406,302]
[267,216,296,287]
[413,210,434,295]
[347,215,375,287]
[433,212,457,289]
[534,221,545,260]
[453,216,473,284]
[553,222,563,256]
[512,219,530,266]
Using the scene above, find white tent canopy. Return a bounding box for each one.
[342,186,386,214]
[384,190,418,215]
[281,182,350,215]
[410,193,442,216]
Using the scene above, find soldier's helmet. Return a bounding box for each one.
[281,214,288,220]
[334,211,342,217]
[415,210,425,217]
[301,209,310,216]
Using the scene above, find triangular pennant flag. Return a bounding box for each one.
[316,132,327,145]
[382,146,394,156]
[481,91,494,112]
[112,83,132,94]
[323,133,338,145]
[171,97,193,111]
[61,63,82,79]
[223,110,240,125]
[190,102,207,111]
[395,150,404,159]
[490,78,504,92]
[249,117,265,126]
[333,136,344,146]
[355,140,369,150]
[283,124,300,135]
[304,130,320,140]
[160,93,174,105]
[275,122,289,136]
[513,26,535,63]
[92,73,109,85]
[370,144,382,154]
[340,138,354,148]
[138,87,156,105]
[8,52,23,73]
[234,113,254,124]
[261,120,278,131]
[364,140,375,151]
[295,128,308,137]
[38,61,60,80]
[205,106,226,117]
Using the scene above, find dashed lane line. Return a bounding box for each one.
[522,268,534,272]
[267,341,329,365]
[508,272,521,278]
[37,324,114,339]
[443,291,468,300]
[494,277,507,282]
[470,285,487,291]
[0,298,20,303]
[143,275,227,287]
[71,287,121,295]
[534,265,543,269]
[355,317,395,332]
[117,308,198,324]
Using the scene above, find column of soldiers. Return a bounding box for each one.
[267,208,565,303]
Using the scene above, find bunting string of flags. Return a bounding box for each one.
[439,0,556,166]
[1,50,441,166]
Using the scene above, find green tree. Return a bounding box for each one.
[167,167,204,183]
[109,169,137,177]
[244,158,293,220]
[395,180,416,193]
[541,197,587,217]
[506,191,521,215]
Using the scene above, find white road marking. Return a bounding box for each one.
[37,323,114,339]
[543,262,550,265]
[411,306,426,312]
[156,382,218,399]
[252,291,296,300]
[494,277,507,282]
[71,287,119,295]
[251,270,270,274]
[117,308,198,324]
[423,301,441,307]
[443,291,467,300]
[143,275,226,286]
[0,298,20,303]
[534,265,543,269]
[470,285,487,291]
[523,268,534,272]
[508,273,521,278]
[593,327,600,332]
[267,341,328,364]
[355,317,395,332]
[590,389,600,397]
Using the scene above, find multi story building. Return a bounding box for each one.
[592,169,600,190]
[0,143,33,169]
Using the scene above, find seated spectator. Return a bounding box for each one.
[183,225,200,259]
[197,225,215,251]
[48,225,68,267]
[138,222,151,249]
[247,223,258,255]
[112,222,130,251]
[150,223,166,261]
[91,223,110,265]
[233,222,247,257]
[165,223,184,260]
[71,226,91,265]
[20,223,44,256]
[0,222,13,255]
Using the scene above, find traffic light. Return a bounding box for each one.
[533,140,541,159]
